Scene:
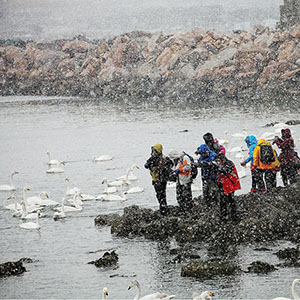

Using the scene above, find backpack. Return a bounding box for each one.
[260,143,275,164]
[184,152,198,180]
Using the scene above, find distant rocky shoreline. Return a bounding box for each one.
[1,25,300,105]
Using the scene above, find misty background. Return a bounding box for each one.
[0,0,283,41]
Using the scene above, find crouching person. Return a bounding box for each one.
[144,144,173,216]
[169,150,193,213]
[213,153,241,224]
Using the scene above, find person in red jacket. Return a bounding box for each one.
[213,153,241,224]
[273,128,298,186]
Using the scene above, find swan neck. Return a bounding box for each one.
[10,174,15,188]
[66,181,70,194]
[61,199,65,213]
[23,190,28,206]
[135,281,141,300]
[47,152,51,162]
[104,181,108,193]
[22,203,27,217]
[36,213,40,226]
[292,280,300,300]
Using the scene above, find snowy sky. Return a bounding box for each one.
[0,0,284,41]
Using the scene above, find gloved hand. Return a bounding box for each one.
[240,161,246,167]
[250,164,256,172]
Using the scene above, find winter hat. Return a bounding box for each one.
[169,150,182,160]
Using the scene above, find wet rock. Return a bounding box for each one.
[18,258,34,263]
[108,180,300,246]
[181,259,240,278]
[275,247,300,260]
[286,120,300,125]
[0,260,26,277]
[94,213,120,226]
[88,250,119,268]
[247,261,277,274]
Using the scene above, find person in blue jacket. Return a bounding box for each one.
[195,144,218,206]
[240,135,258,192]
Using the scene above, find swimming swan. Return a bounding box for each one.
[128,280,175,300]
[117,164,140,181]
[46,161,65,174]
[102,178,118,194]
[124,186,144,194]
[5,194,22,212]
[0,170,19,191]
[92,155,113,162]
[19,210,41,230]
[27,191,57,206]
[192,291,213,300]
[65,177,80,195]
[20,201,45,219]
[46,151,60,165]
[55,193,82,212]
[22,187,43,213]
[272,278,300,300]
[102,287,109,300]
[53,198,66,220]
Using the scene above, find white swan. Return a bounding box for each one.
[46,151,60,165]
[19,210,41,230]
[96,193,126,202]
[53,198,66,220]
[192,291,213,300]
[46,161,65,173]
[21,187,43,212]
[0,170,19,191]
[102,287,109,300]
[27,191,57,206]
[124,186,144,194]
[117,164,140,181]
[107,179,130,187]
[128,280,175,300]
[92,155,113,162]
[272,278,300,300]
[56,193,83,212]
[4,194,22,211]
[20,201,45,219]
[102,178,118,194]
[231,128,248,138]
[218,130,229,145]
[65,177,80,195]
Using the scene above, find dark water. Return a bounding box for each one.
[0,96,299,299]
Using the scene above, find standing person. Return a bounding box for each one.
[273,128,298,186]
[241,135,258,193]
[213,153,241,224]
[168,150,193,213]
[195,144,218,206]
[144,144,173,216]
[253,139,279,193]
[203,132,220,155]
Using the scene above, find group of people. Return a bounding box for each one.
[144,128,300,224]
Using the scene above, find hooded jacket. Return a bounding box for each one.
[253,139,280,169]
[197,144,217,180]
[244,135,258,164]
[145,144,172,182]
[273,128,296,167]
[203,132,220,154]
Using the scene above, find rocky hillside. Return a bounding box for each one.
[1,25,300,105]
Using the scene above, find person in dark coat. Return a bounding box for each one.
[144,144,173,216]
[213,153,241,224]
[203,132,220,155]
[195,144,218,206]
[273,128,298,186]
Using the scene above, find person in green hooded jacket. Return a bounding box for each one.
[144,144,173,216]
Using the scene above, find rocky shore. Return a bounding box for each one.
[1,25,300,105]
[96,179,300,246]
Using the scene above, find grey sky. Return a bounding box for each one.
[0,0,283,41]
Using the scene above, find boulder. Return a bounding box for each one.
[94,213,120,226]
[247,261,277,274]
[0,260,26,277]
[88,250,118,268]
[181,259,240,278]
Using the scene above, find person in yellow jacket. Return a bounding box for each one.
[253,139,280,193]
[144,144,173,216]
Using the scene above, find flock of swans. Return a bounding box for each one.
[1,152,145,230]
[100,278,300,300]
